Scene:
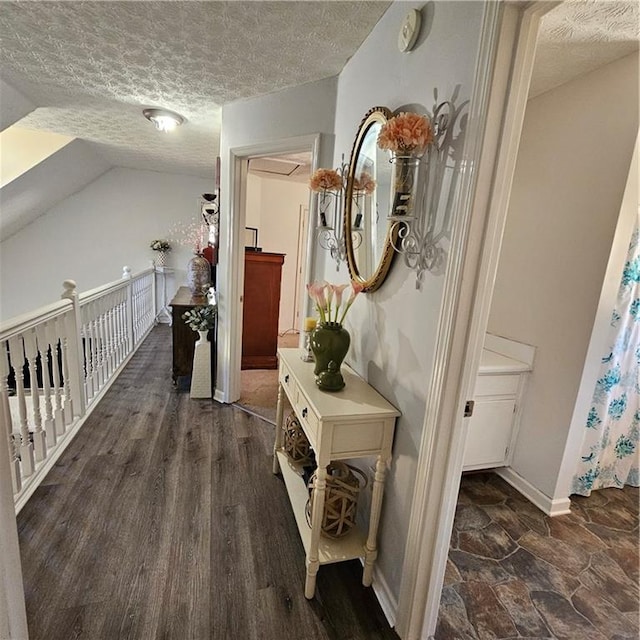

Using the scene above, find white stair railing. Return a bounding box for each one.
[0,266,156,511]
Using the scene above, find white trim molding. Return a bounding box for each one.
[496,467,572,516]
[395,2,560,638]
[216,134,321,404]
[371,563,398,628]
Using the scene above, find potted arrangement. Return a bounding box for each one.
[306,281,363,391]
[150,239,171,266]
[309,168,343,228]
[182,304,217,399]
[377,111,434,218]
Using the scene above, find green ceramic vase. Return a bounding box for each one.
[310,322,350,391]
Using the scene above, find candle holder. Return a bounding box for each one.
[301,317,317,362]
[301,330,314,362]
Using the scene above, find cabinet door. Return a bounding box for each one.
[463,399,515,469]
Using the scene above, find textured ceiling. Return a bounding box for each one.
[0,1,391,178]
[531,0,639,97]
[0,0,637,181]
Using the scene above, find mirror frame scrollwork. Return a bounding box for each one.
[344,106,396,293]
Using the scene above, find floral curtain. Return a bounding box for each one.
[572,216,640,496]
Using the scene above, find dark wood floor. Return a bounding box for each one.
[17,325,399,640]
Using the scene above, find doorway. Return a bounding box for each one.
[428,0,639,637]
[398,2,639,637]
[234,150,312,422]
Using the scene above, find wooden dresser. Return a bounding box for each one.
[169,286,216,391]
[242,250,285,370]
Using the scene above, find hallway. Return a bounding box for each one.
[17,326,397,640]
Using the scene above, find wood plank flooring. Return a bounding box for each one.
[17,326,399,640]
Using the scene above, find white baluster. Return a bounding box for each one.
[97,300,109,389]
[23,330,46,462]
[47,319,66,435]
[89,310,100,397]
[0,340,21,493]
[81,323,91,401]
[34,323,56,448]
[60,330,74,425]
[61,279,86,416]
[106,303,115,376]
[8,336,34,477]
[123,267,134,353]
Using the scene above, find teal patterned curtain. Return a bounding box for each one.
[572,216,640,496]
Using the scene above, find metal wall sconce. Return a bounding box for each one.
[387,98,466,288]
[311,157,362,270]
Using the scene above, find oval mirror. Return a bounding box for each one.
[344,106,396,292]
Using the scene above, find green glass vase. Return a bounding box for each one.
[310,322,350,391]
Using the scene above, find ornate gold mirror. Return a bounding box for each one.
[344,106,396,292]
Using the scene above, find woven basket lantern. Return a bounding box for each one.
[307,462,368,539]
[282,412,312,463]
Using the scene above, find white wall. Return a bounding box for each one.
[332,0,484,609]
[246,172,309,333]
[245,174,309,333]
[0,167,213,321]
[218,75,338,398]
[218,0,485,615]
[487,53,639,499]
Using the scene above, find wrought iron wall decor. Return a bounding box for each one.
[387,92,468,288]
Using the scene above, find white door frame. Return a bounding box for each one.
[293,204,310,333]
[395,2,559,638]
[216,134,321,404]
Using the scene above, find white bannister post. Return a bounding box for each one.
[150,260,158,324]
[123,266,134,351]
[61,280,86,417]
[0,412,29,639]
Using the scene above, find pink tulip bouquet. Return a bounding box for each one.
[307,281,364,325]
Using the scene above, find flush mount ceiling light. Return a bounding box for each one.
[143,108,184,132]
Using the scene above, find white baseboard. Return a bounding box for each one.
[496,467,571,516]
[371,564,398,628]
[357,558,398,628]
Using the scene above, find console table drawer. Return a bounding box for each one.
[280,361,295,392]
[293,390,319,449]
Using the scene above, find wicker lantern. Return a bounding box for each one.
[306,462,367,538]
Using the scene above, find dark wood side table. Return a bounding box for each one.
[169,286,216,392]
[242,250,285,370]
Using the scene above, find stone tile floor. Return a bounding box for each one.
[435,472,639,639]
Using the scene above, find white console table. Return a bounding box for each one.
[273,348,400,599]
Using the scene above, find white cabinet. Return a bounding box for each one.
[273,348,399,599]
[463,335,535,470]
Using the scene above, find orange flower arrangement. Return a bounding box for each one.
[353,172,376,194]
[309,168,343,192]
[377,112,434,155]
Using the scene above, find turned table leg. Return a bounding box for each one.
[363,455,387,586]
[305,464,327,598]
[272,383,285,474]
